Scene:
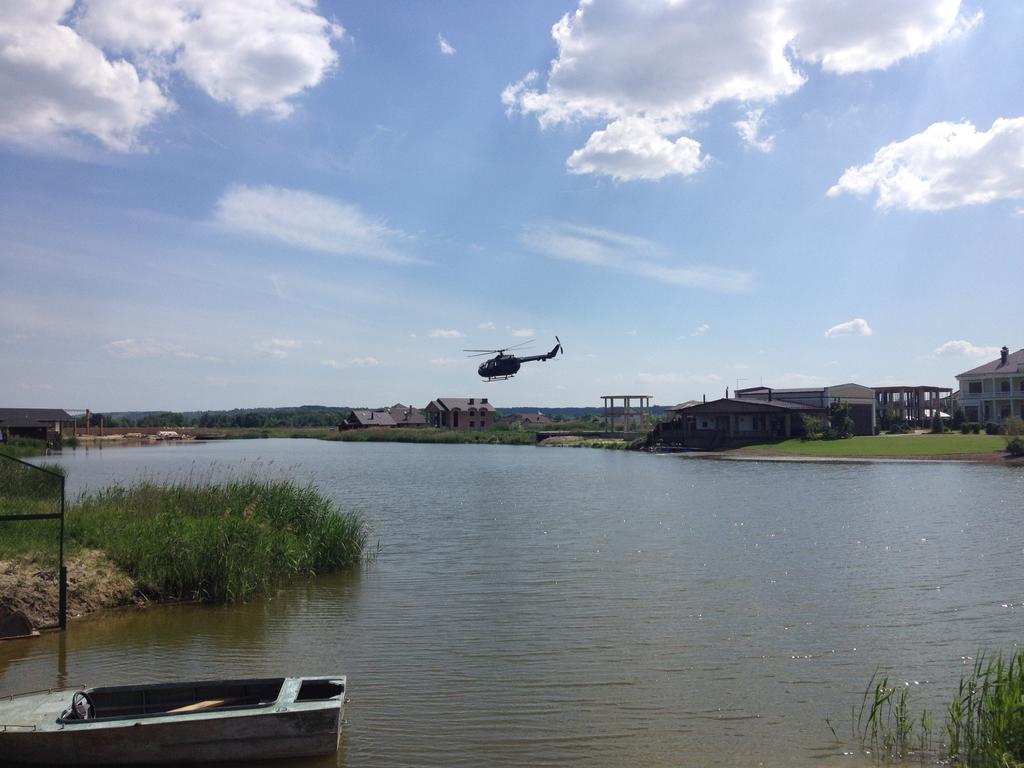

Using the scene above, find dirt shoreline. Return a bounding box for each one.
[681,449,1023,466]
[0,550,141,630]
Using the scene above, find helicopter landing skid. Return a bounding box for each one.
[483,375,515,382]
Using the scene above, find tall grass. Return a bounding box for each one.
[68,478,367,602]
[0,437,49,459]
[852,653,1024,767]
[0,457,64,560]
[947,654,1024,767]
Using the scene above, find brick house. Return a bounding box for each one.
[424,398,495,431]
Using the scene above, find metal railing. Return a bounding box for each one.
[0,453,67,630]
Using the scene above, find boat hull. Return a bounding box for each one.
[0,676,344,765]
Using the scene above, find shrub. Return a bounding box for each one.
[930,412,943,433]
[971,422,982,434]
[1005,416,1024,436]
[1006,436,1024,457]
[984,422,1005,436]
[887,422,912,435]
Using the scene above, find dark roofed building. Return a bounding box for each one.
[0,408,72,446]
[425,397,495,431]
[735,383,876,435]
[652,397,823,449]
[340,409,397,430]
[387,403,427,427]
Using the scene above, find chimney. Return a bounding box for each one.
[369,412,374,420]
[768,388,772,402]
[703,394,706,403]
[1001,346,1009,365]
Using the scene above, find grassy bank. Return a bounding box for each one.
[539,435,632,449]
[326,427,536,445]
[738,433,1006,458]
[853,652,1024,767]
[0,437,48,459]
[0,475,367,608]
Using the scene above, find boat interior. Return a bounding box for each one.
[59,677,344,723]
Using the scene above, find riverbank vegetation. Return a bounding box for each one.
[738,433,1007,458]
[0,471,367,623]
[0,437,48,459]
[851,652,1024,767]
[326,427,536,445]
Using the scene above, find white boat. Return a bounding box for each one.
[0,675,345,765]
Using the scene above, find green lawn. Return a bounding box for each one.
[737,433,1007,457]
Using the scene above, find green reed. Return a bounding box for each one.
[851,652,1024,768]
[855,672,933,760]
[947,654,1024,768]
[64,477,367,603]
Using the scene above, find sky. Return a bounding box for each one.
[2,0,1022,411]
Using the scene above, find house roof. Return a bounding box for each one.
[957,348,1024,377]
[0,408,72,427]
[667,400,700,412]
[347,410,397,427]
[681,398,821,415]
[431,398,495,412]
[387,404,427,424]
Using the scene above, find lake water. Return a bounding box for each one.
[2,440,1022,767]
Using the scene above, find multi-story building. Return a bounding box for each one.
[424,398,494,431]
[956,346,1024,425]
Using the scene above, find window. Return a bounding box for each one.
[968,382,982,394]
[470,421,475,428]
[1000,381,1010,392]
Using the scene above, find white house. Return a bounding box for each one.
[956,346,1024,425]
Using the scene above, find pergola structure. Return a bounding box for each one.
[873,385,953,425]
[601,394,652,432]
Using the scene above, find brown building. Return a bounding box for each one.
[425,398,495,431]
[340,409,397,430]
[387,403,428,427]
[0,408,72,446]
[736,383,877,436]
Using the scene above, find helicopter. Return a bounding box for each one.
[464,337,563,381]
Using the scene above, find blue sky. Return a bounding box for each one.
[2,0,1022,410]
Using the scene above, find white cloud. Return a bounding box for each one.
[478,321,496,330]
[775,372,827,387]
[0,1,341,152]
[521,222,752,292]
[825,318,873,337]
[933,339,1000,359]
[0,1,173,152]
[429,329,464,338]
[511,328,535,338]
[637,372,681,385]
[438,33,456,56]
[430,356,461,366]
[827,118,1024,211]
[691,323,710,337]
[107,337,202,359]
[504,0,975,180]
[733,109,774,152]
[566,117,706,181]
[253,338,302,359]
[322,357,379,369]
[77,0,342,117]
[215,185,418,264]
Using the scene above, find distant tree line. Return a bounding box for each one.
[100,408,350,429]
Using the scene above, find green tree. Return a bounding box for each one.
[828,401,854,439]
